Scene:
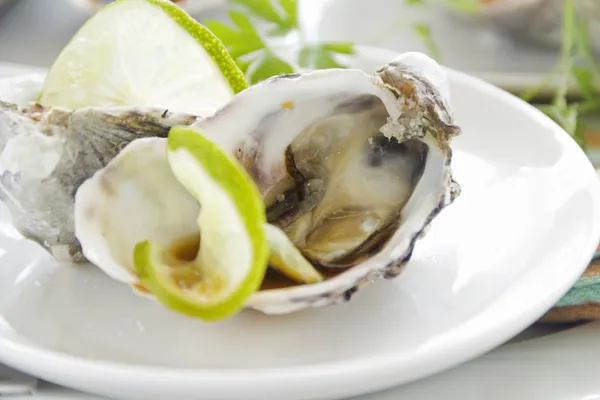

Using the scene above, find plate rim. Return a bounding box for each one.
[1,47,599,397]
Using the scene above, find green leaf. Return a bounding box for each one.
[537,103,586,149]
[551,0,576,106]
[573,67,598,103]
[580,100,600,115]
[413,23,442,61]
[520,66,560,103]
[267,25,294,36]
[573,19,600,84]
[521,0,600,151]
[297,46,312,69]
[322,43,355,55]
[231,0,297,33]
[205,11,264,59]
[236,58,253,74]
[231,0,285,25]
[314,50,345,69]
[561,0,576,57]
[205,0,301,81]
[438,0,481,14]
[404,0,481,13]
[298,43,355,70]
[573,114,587,151]
[249,51,294,84]
[279,0,297,28]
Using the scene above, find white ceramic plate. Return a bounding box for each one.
[0,48,599,400]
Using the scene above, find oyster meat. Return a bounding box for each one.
[0,102,198,262]
[74,52,461,315]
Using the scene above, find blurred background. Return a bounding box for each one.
[0,0,589,80]
[0,0,598,159]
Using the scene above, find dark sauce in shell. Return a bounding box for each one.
[165,235,350,291]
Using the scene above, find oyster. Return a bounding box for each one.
[74,52,461,315]
[0,102,198,262]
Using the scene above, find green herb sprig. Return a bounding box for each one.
[204,0,355,84]
[522,0,600,148]
[395,0,600,148]
[205,0,599,150]
[403,0,481,60]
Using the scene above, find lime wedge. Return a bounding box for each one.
[134,126,268,321]
[264,224,323,285]
[38,0,247,116]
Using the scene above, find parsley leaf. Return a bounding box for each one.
[204,10,294,84]
[298,43,355,70]
[412,23,441,61]
[439,0,481,14]
[248,50,295,83]
[521,0,600,149]
[404,0,481,13]
[204,12,264,59]
[204,0,354,84]
[402,0,481,61]
[573,67,598,104]
[231,0,297,35]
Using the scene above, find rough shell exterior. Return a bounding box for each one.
[0,101,197,262]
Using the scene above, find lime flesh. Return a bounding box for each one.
[39,0,247,116]
[265,224,323,285]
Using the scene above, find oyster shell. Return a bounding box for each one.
[0,102,197,262]
[74,52,461,315]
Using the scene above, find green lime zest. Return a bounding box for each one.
[134,126,269,321]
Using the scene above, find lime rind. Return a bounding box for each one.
[134,126,268,321]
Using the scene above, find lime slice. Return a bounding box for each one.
[134,126,268,321]
[264,224,323,285]
[38,0,247,116]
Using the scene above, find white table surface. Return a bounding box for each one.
[1,1,598,399]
